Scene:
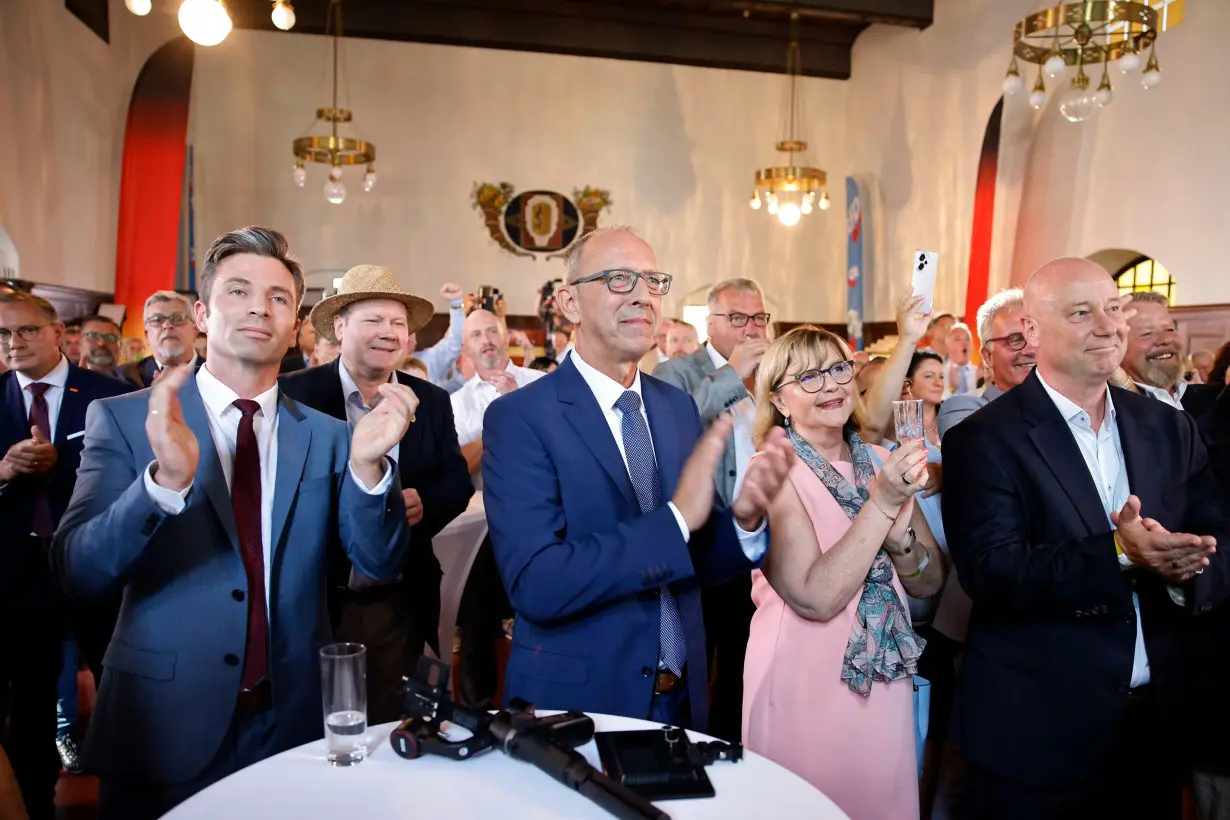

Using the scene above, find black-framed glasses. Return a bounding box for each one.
[712,311,771,328]
[776,360,855,393]
[569,269,672,296]
[0,325,49,345]
[984,332,1027,351]
[144,313,192,329]
[83,330,121,344]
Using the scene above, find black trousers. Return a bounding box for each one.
[963,688,1180,820]
[457,537,512,708]
[335,587,423,725]
[701,572,755,743]
[0,536,64,820]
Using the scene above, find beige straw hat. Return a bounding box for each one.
[309,265,435,342]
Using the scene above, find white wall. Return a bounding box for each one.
[1011,0,1230,305]
[188,32,850,320]
[0,0,182,293]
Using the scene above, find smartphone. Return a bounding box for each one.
[911,250,938,314]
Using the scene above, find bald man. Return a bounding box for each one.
[941,258,1230,819]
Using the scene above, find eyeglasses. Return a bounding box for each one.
[145,313,192,329]
[83,330,121,344]
[984,332,1027,351]
[0,325,49,345]
[712,312,771,328]
[569,269,673,296]
[775,360,855,393]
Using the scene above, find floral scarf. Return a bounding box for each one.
[787,426,925,696]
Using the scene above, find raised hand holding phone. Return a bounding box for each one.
[911,250,938,315]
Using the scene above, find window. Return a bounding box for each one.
[1115,256,1176,303]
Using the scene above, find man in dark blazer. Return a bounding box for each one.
[280,264,473,723]
[0,291,133,819]
[116,290,201,388]
[483,227,794,731]
[942,258,1230,819]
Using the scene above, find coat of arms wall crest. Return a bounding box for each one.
[471,183,612,260]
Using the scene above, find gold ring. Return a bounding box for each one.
[408,414,416,424]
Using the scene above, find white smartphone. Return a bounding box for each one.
[911,250,939,314]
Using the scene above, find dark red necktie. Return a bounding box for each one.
[232,399,268,689]
[26,382,54,538]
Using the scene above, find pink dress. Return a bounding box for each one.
[743,453,919,820]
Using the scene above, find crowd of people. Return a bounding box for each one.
[1,224,1228,820]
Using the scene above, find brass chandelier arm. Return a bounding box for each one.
[292,136,375,166]
[1012,1,1158,66]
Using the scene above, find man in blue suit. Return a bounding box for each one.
[52,227,414,819]
[0,291,134,819]
[483,227,795,731]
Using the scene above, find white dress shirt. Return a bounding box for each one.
[14,355,70,441]
[144,364,393,609]
[570,349,766,558]
[703,343,757,497]
[451,360,545,446]
[1134,379,1187,411]
[1036,371,1149,687]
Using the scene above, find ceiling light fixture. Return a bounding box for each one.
[271,0,296,31]
[177,0,233,47]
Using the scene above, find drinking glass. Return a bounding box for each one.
[893,399,925,442]
[320,642,367,766]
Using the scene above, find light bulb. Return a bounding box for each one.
[324,179,347,205]
[362,169,377,193]
[292,165,306,187]
[1094,73,1113,107]
[271,0,295,30]
[749,193,762,211]
[179,0,232,47]
[1059,80,1097,123]
[777,203,802,227]
[126,0,152,15]
[817,192,831,211]
[800,196,813,215]
[1044,53,1066,79]
[1003,74,1024,95]
[1141,51,1162,89]
[1120,51,1142,74]
[329,165,342,181]
[766,197,779,215]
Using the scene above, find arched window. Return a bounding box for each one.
[1115,256,1175,303]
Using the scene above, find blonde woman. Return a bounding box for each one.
[742,326,946,820]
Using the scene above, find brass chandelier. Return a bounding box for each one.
[749,13,829,228]
[291,0,376,204]
[1002,2,1164,123]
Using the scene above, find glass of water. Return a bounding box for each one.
[320,642,367,766]
[893,399,925,442]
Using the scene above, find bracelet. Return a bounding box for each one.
[899,545,931,580]
[868,497,899,522]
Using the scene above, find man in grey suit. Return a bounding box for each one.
[52,227,414,819]
[653,277,769,741]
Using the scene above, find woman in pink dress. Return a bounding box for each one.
[743,326,947,820]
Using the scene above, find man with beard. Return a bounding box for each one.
[1118,289,1230,820]
[449,308,542,706]
[118,291,202,388]
[77,315,124,376]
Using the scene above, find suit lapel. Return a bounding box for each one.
[396,371,426,483]
[643,378,682,499]
[56,367,88,447]
[1113,391,1154,510]
[270,391,310,559]
[320,359,349,422]
[178,376,241,553]
[1020,373,1112,535]
[1,375,26,446]
[556,358,637,509]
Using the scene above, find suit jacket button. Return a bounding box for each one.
[224,653,240,667]
[728,469,737,477]
[1124,613,1134,624]
[641,666,653,677]
[232,589,245,602]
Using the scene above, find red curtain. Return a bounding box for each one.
[114,38,194,339]
[964,97,1004,342]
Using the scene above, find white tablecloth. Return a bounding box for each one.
[165,713,849,819]
[431,492,488,658]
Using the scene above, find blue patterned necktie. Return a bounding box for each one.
[958,366,969,394]
[614,390,686,675]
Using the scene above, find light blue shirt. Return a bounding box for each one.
[415,302,465,385]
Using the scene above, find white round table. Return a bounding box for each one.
[166,713,849,819]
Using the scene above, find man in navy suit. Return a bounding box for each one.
[483,227,795,731]
[280,265,473,722]
[0,291,134,819]
[53,227,413,819]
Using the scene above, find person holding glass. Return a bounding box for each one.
[742,326,946,820]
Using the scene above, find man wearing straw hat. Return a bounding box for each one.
[281,265,473,723]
